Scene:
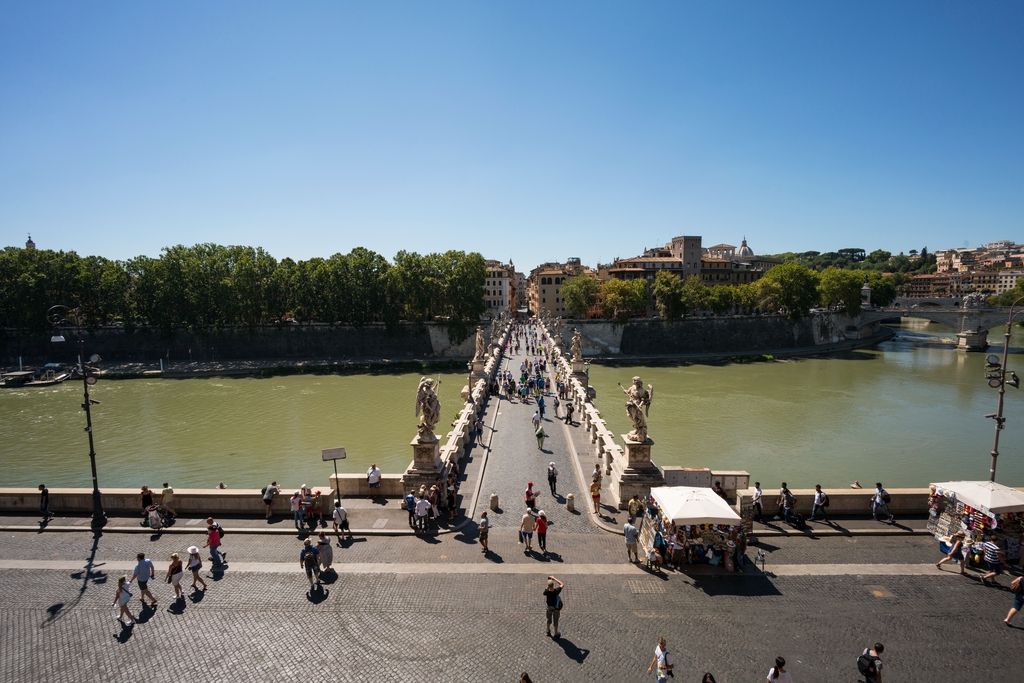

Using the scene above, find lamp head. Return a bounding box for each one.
[50,334,65,343]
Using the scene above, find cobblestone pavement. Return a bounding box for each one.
[2,557,1022,682]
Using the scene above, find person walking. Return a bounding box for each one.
[1005,575,1023,626]
[592,463,603,486]
[111,576,135,626]
[810,484,830,523]
[857,643,884,683]
[478,510,490,553]
[936,531,967,574]
[547,462,559,496]
[627,495,643,524]
[624,520,639,562]
[591,480,601,514]
[531,410,541,430]
[299,538,321,588]
[130,553,158,608]
[535,425,546,450]
[166,552,184,601]
[766,656,792,683]
[752,482,764,523]
[332,502,353,539]
[38,484,53,523]
[646,637,674,683]
[262,481,279,519]
[317,532,334,575]
[160,482,177,517]
[980,537,1005,585]
[536,511,549,554]
[564,401,574,425]
[366,463,382,499]
[544,576,564,638]
[520,510,536,553]
[186,546,207,591]
[872,483,894,523]
[203,524,224,568]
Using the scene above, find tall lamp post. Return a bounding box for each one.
[47,305,106,529]
[983,295,1024,482]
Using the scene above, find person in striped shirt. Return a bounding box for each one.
[980,537,1004,586]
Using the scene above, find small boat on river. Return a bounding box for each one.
[0,365,73,388]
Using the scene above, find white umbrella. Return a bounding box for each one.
[931,481,1024,514]
[650,486,741,526]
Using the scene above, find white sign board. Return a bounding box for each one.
[322,447,347,461]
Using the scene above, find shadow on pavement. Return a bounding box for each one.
[690,572,782,597]
[166,598,186,615]
[134,603,156,624]
[306,586,330,603]
[188,588,205,604]
[553,636,589,663]
[114,622,134,643]
[484,550,503,563]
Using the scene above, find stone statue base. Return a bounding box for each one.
[469,358,487,388]
[402,437,441,489]
[956,329,989,351]
[571,359,588,390]
[609,435,664,510]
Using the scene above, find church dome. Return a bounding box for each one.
[737,237,753,257]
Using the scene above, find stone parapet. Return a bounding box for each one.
[0,487,315,515]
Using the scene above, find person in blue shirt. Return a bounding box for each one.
[405,490,417,528]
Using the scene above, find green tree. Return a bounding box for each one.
[733,282,759,312]
[705,285,735,315]
[651,271,685,319]
[818,267,864,316]
[759,262,819,319]
[679,275,708,315]
[560,273,601,318]
[601,278,646,323]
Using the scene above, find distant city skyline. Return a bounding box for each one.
[1,2,1021,269]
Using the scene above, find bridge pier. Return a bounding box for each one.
[956,329,989,352]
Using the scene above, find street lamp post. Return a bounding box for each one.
[983,296,1024,482]
[47,305,106,529]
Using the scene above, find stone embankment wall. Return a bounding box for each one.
[2,321,477,364]
[561,313,868,358]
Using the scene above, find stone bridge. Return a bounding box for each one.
[851,298,1013,350]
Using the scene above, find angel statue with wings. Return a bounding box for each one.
[415,377,442,442]
[618,376,654,442]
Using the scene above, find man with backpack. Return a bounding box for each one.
[811,484,830,523]
[857,642,884,683]
[204,516,226,566]
[299,538,321,588]
[872,483,894,523]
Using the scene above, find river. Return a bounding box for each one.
[589,319,1024,488]
[2,320,1022,490]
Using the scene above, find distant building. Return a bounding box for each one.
[908,274,952,297]
[25,234,35,250]
[997,271,1024,295]
[527,258,598,317]
[483,259,515,318]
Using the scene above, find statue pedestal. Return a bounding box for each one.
[571,359,588,390]
[402,437,441,489]
[610,435,664,510]
[468,358,487,388]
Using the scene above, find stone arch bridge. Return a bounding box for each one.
[848,298,1014,350]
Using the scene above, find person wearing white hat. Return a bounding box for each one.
[186,546,206,591]
[290,491,303,529]
[547,463,558,496]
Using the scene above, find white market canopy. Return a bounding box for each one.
[931,481,1024,515]
[650,486,742,526]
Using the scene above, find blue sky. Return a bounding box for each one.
[1,2,1021,269]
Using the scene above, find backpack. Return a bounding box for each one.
[882,493,891,504]
[216,525,225,539]
[303,550,316,568]
[857,653,877,676]
[555,594,563,610]
[261,486,267,496]
[822,494,830,508]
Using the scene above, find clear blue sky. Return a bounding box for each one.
[1,2,1021,269]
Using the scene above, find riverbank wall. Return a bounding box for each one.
[1,321,477,367]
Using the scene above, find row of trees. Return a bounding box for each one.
[767,247,938,275]
[0,245,488,340]
[557,263,901,323]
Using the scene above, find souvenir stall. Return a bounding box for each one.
[643,487,745,571]
[927,481,1024,566]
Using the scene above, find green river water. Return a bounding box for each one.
[1,320,1022,490]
